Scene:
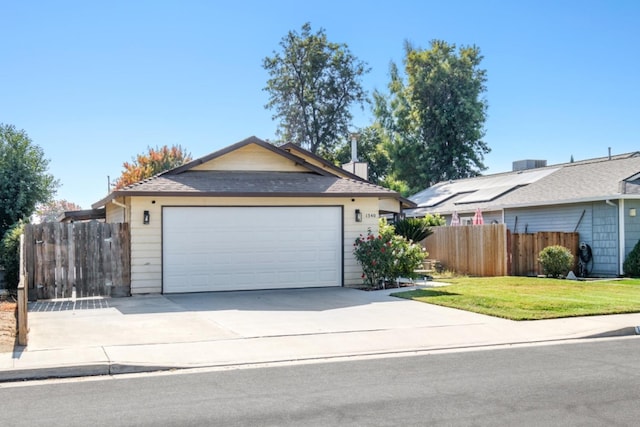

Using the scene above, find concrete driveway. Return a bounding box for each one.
[26,286,500,350]
[2,286,639,381]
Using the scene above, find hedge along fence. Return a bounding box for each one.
[23,222,131,300]
[424,224,579,277]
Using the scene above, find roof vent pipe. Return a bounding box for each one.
[351,134,358,162]
[608,147,611,160]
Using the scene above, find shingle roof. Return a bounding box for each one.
[92,136,413,208]
[110,170,399,197]
[497,156,640,207]
[408,152,640,216]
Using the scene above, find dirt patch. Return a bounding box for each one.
[0,300,17,353]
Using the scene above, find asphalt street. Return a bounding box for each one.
[1,337,639,426]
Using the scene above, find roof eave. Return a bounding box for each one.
[399,196,417,209]
[95,190,405,202]
[57,208,106,222]
[92,192,120,209]
[500,194,640,210]
[406,194,640,215]
[279,142,367,182]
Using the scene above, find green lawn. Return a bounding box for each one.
[391,276,640,320]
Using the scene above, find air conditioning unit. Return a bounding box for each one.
[512,159,547,171]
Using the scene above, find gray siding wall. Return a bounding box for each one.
[478,212,503,224]
[504,204,592,236]
[624,199,640,268]
[591,202,619,276]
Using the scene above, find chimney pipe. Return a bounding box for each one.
[351,134,358,162]
[608,147,611,160]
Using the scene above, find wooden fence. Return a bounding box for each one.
[510,231,579,276]
[424,225,579,277]
[424,224,509,276]
[23,222,130,300]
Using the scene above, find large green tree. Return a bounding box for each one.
[263,22,370,156]
[0,124,57,237]
[376,40,489,194]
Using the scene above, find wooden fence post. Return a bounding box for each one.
[17,234,28,346]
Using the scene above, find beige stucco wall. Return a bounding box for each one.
[120,196,382,294]
[191,144,308,172]
[379,198,402,214]
[105,198,128,223]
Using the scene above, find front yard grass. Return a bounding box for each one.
[391,276,640,320]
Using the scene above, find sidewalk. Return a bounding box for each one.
[1,286,639,382]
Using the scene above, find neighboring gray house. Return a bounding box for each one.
[407,152,640,277]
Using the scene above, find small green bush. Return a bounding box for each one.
[538,245,574,278]
[623,239,640,277]
[0,221,24,290]
[423,213,446,227]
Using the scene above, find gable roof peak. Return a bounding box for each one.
[165,136,273,175]
[279,142,368,182]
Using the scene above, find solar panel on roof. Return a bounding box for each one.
[415,191,458,207]
[455,185,518,204]
[409,167,559,207]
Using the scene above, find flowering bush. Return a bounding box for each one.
[389,234,427,279]
[353,224,426,288]
[353,231,392,288]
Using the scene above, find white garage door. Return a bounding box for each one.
[162,206,342,293]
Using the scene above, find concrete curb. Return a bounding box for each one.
[0,364,110,382]
[2,333,638,383]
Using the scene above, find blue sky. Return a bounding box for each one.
[2,1,639,209]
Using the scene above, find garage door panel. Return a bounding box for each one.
[320,247,340,258]
[163,206,342,293]
[319,269,338,280]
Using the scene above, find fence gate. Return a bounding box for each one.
[23,222,130,300]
